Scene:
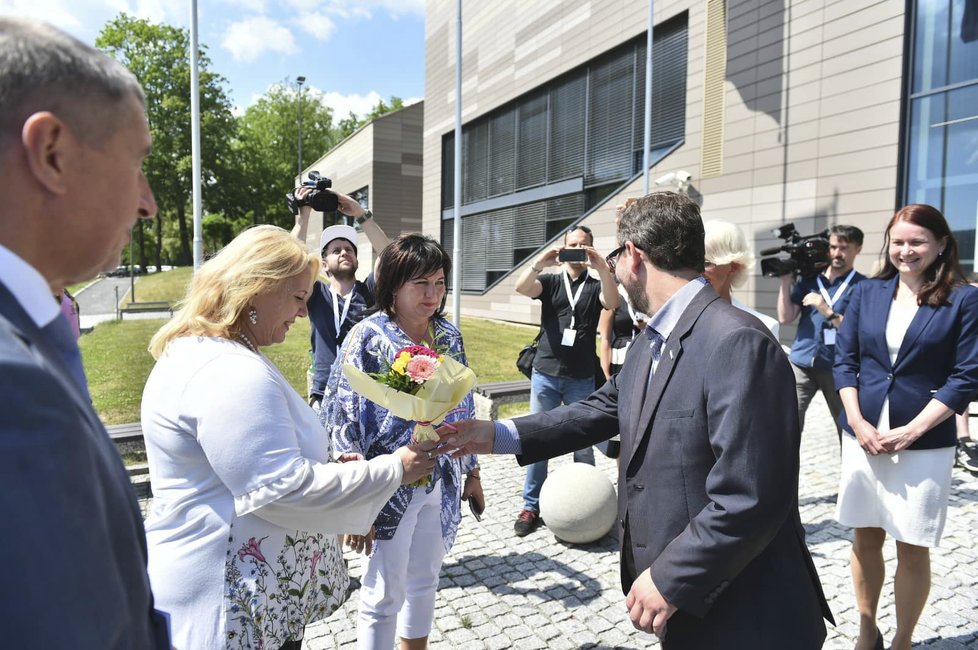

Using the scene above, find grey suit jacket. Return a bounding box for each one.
[515,284,832,649]
[0,282,169,648]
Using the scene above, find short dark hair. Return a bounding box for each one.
[564,225,593,245]
[373,234,452,318]
[618,192,705,272]
[830,225,864,246]
[877,204,964,306]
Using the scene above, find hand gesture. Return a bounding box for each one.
[295,186,314,218]
[394,443,439,484]
[332,191,365,219]
[626,568,677,638]
[462,472,485,514]
[801,292,828,314]
[877,425,918,453]
[435,419,496,457]
[535,246,561,270]
[584,245,609,271]
[852,419,886,455]
[343,527,376,556]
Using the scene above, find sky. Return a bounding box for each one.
[0,0,426,118]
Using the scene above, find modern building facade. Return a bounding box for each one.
[299,101,424,271]
[423,0,978,334]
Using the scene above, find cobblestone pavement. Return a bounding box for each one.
[302,393,978,649]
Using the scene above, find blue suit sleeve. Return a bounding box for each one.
[934,287,978,414]
[833,281,864,391]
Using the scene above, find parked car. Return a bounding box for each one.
[105,265,145,277]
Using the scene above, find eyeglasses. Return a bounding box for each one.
[704,260,716,269]
[606,245,626,272]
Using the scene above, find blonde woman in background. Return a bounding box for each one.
[703,219,780,338]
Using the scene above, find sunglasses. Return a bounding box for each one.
[606,244,626,272]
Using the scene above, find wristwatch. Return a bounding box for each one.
[355,209,373,225]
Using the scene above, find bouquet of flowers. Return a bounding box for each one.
[342,343,477,445]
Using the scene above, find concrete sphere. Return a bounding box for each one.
[539,463,617,544]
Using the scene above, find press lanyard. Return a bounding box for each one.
[331,287,353,334]
[816,269,856,308]
[562,270,587,330]
[618,284,641,340]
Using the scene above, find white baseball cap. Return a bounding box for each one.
[320,224,359,255]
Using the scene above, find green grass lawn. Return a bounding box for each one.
[83,266,536,423]
[119,267,194,307]
[81,309,534,425]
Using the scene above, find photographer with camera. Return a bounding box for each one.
[291,181,391,410]
[777,225,865,440]
[510,225,618,536]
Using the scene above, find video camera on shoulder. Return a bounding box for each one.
[286,171,339,214]
[759,223,830,278]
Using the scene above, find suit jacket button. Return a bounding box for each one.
[886,373,893,381]
[635,484,644,490]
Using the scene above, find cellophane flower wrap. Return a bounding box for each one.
[342,343,477,445]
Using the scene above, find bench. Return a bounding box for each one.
[105,423,149,494]
[473,379,532,420]
[118,301,173,319]
[106,422,144,445]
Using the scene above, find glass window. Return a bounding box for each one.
[442,12,689,291]
[905,1,978,272]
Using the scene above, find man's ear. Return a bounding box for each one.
[624,241,644,272]
[21,111,71,195]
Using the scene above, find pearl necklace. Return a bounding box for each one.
[235,331,259,354]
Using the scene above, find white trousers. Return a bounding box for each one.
[357,480,447,650]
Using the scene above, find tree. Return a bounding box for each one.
[336,96,406,140]
[234,81,341,229]
[97,14,239,266]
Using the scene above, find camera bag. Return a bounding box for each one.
[516,329,543,379]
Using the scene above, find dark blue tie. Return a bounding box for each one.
[41,312,90,397]
[645,326,665,364]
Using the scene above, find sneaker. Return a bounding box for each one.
[514,509,542,537]
[956,437,978,474]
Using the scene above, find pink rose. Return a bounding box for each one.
[404,354,440,383]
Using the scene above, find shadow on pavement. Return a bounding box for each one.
[914,631,978,648]
[445,551,606,606]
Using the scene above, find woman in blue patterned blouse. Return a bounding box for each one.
[322,233,482,650]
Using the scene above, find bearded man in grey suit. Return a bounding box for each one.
[439,192,833,648]
[0,19,169,647]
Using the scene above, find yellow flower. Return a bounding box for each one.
[391,351,411,375]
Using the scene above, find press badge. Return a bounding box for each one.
[561,328,577,346]
[823,328,837,346]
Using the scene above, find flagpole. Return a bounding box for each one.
[451,0,463,324]
[190,0,203,269]
[642,0,654,195]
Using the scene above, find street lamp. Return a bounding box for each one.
[296,76,306,179]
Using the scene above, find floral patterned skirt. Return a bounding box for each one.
[224,526,350,649]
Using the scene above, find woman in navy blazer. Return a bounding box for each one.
[834,204,978,650]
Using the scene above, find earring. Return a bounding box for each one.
[248,307,258,325]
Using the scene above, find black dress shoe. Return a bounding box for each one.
[874,627,884,650]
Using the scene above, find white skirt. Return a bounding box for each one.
[835,433,955,547]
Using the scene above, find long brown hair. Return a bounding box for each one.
[876,204,964,306]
